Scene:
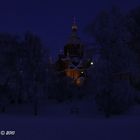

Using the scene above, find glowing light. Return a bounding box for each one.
[90,62,93,65]
[76,77,85,86]
[81,71,84,74]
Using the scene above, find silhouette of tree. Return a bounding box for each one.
[0,32,49,115]
[86,6,137,116]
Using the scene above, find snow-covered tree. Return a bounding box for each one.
[86,6,137,116]
[21,32,48,115]
[0,32,49,115]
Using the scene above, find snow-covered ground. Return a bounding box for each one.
[0,99,140,140]
[0,115,140,140]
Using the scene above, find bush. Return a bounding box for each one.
[95,81,135,117]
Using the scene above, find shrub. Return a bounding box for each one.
[95,81,135,117]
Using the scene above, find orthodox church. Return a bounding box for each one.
[55,18,93,86]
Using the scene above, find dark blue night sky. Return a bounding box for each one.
[0,0,140,56]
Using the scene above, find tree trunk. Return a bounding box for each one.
[34,101,38,116]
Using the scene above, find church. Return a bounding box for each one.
[55,18,93,86]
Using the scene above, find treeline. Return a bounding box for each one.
[86,6,140,117]
[0,32,49,115]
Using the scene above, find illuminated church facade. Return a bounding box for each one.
[55,18,93,86]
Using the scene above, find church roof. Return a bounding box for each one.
[67,17,83,45]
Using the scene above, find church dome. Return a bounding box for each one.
[64,17,84,57]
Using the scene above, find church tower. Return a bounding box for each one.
[64,17,84,58]
[55,18,93,86]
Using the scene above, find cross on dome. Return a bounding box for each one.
[72,16,78,31]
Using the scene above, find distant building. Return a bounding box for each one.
[55,18,94,86]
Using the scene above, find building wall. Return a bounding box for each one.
[66,69,81,79]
